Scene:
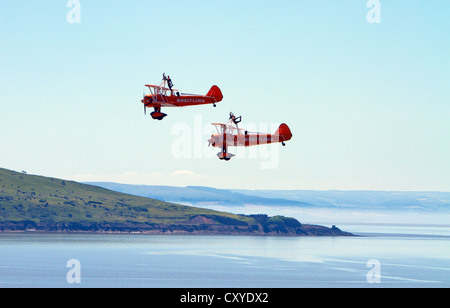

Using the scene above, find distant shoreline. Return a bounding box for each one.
[0,230,355,237]
[0,222,355,237]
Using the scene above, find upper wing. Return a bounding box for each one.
[145,84,179,93]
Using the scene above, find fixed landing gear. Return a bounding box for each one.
[282,142,286,146]
[150,112,167,120]
[217,149,235,161]
[150,107,167,120]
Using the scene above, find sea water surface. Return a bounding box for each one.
[0,224,449,288]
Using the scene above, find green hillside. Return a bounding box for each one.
[0,167,249,226]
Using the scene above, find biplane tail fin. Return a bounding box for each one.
[274,123,292,142]
[207,85,223,102]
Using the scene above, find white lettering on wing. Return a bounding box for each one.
[177,99,206,103]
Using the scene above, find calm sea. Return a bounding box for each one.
[0,224,449,288]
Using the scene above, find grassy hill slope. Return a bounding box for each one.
[0,168,249,225]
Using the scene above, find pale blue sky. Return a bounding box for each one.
[0,1,449,190]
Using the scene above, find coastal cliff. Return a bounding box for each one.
[0,215,352,236]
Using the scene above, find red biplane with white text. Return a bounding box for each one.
[141,74,223,120]
[208,112,293,161]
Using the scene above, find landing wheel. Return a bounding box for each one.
[224,158,231,161]
[213,103,216,107]
[151,111,168,121]
[282,142,286,146]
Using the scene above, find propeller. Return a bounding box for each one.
[208,137,216,147]
[143,89,147,115]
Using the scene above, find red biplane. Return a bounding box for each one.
[208,112,293,161]
[141,74,223,120]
